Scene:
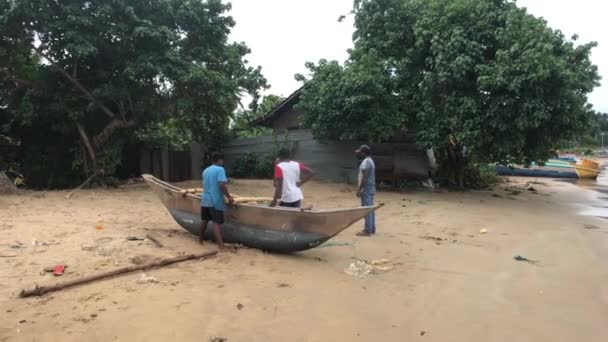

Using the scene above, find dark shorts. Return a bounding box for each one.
[279,200,301,208]
[201,207,224,224]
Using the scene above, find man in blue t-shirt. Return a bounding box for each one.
[355,144,377,236]
[200,152,234,251]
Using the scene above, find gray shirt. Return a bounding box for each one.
[358,156,376,195]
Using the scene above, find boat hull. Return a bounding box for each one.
[168,208,330,252]
[542,158,600,179]
[574,167,600,180]
[495,166,579,179]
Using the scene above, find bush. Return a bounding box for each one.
[459,164,502,189]
[232,152,275,179]
[435,161,501,190]
[477,167,502,189]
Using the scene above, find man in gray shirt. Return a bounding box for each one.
[355,144,376,236]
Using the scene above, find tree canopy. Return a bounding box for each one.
[297,0,600,183]
[231,94,283,138]
[1,0,266,187]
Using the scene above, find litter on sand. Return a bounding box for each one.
[136,273,159,284]
[371,259,393,271]
[370,259,390,265]
[126,236,145,241]
[53,265,66,276]
[514,255,540,264]
[209,337,227,342]
[344,261,374,277]
[31,239,60,247]
[344,259,394,277]
[584,224,600,230]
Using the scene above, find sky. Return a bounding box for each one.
[227,0,607,113]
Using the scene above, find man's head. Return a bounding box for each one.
[355,144,371,159]
[211,152,224,166]
[277,147,290,161]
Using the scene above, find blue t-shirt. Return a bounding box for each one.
[201,165,228,211]
[358,156,376,195]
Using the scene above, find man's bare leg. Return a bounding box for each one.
[199,220,208,244]
[212,222,235,252]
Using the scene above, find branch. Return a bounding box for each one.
[127,93,136,115]
[32,45,116,119]
[65,172,98,199]
[19,251,218,297]
[93,118,136,150]
[0,67,36,87]
[119,100,127,121]
[76,122,98,170]
[72,56,79,78]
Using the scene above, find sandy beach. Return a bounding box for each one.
[1,176,608,341]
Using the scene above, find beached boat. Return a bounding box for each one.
[496,157,601,180]
[495,165,579,179]
[143,174,381,252]
[545,158,600,179]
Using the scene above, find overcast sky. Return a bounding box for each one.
[227,0,606,113]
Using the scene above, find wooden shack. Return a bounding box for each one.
[226,88,433,183]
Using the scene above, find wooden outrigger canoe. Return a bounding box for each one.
[143,174,382,253]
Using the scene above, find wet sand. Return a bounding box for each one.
[1,177,608,341]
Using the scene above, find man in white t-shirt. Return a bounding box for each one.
[270,148,314,208]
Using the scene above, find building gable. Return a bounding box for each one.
[250,86,304,131]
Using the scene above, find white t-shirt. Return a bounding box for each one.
[274,160,305,203]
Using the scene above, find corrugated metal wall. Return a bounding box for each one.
[140,146,193,182]
[220,129,431,184]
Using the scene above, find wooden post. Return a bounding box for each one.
[161,144,169,181]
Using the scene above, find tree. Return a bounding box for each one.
[596,113,608,133]
[1,0,265,187]
[230,94,283,138]
[297,0,600,187]
[572,111,608,148]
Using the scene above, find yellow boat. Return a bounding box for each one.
[523,157,601,180]
[574,162,601,179]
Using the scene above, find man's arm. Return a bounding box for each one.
[297,165,314,187]
[270,178,282,207]
[270,164,283,207]
[219,182,234,204]
[357,169,368,198]
[217,170,233,204]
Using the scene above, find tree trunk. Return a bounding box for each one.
[446,135,465,188]
[76,122,98,173]
[80,141,89,176]
[0,171,18,194]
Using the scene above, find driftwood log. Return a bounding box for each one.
[19,251,217,298]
